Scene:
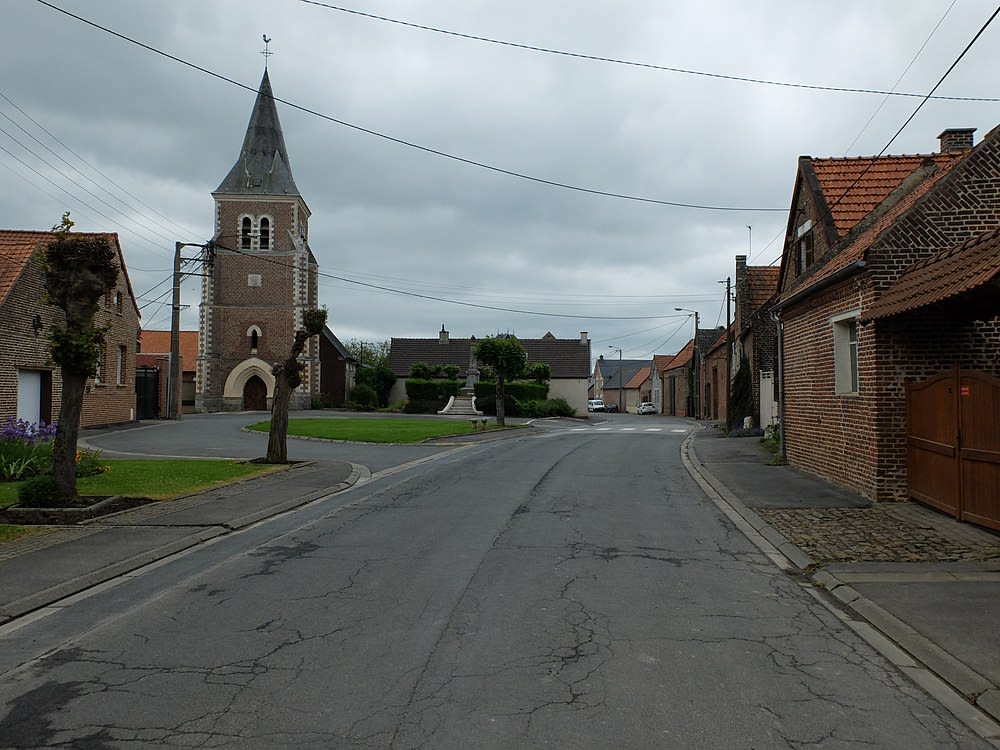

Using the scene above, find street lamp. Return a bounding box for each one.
[608,346,623,413]
[675,308,700,419]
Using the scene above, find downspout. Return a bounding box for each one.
[770,307,785,462]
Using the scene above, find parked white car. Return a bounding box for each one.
[587,399,605,412]
[637,402,657,415]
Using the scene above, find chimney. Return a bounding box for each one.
[439,324,449,344]
[735,255,748,287]
[938,128,976,153]
[580,331,589,345]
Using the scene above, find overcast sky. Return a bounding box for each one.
[4,1,1000,359]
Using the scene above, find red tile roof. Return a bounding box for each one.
[140,330,200,364]
[652,354,675,373]
[862,228,1000,320]
[0,230,138,316]
[660,340,694,371]
[0,231,49,305]
[625,365,650,389]
[746,266,780,311]
[811,153,962,237]
[783,154,965,305]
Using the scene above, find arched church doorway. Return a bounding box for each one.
[243,375,267,411]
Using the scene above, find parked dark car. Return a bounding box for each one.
[604,403,619,413]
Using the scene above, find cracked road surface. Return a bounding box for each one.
[0,423,992,748]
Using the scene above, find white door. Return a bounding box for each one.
[759,370,775,428]
[17,370,42,424]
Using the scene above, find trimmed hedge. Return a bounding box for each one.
[405,379,461,402]
[474,381,548,401]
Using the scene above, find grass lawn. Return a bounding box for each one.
[248,417,504,444]
[0,525,45,543]
[0,459,282,510]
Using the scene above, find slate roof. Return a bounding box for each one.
[390,334,591,378]
[810,153,962,237]
[862,227,1000,320]
[0,230,138,316]
[140,330,200,364]
[321,327,356,361]
[215,70,301,197]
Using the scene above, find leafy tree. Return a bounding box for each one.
[409,361,435,379]
[355,364,397,407]
[43,213,118,502]
[473,335,526,426]
[524,362,552,384]
[345,338,390,368]
[265,308,328,463]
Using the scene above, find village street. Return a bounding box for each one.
[0,415,992,749]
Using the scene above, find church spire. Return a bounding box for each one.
[215,70,300,196]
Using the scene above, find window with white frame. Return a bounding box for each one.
[796,219,814,275]
[832,311,860,395]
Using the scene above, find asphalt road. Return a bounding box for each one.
[0,415,990,748]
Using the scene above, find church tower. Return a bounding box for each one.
[196,70,320,412]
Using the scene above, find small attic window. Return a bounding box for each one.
[796,220,814,275]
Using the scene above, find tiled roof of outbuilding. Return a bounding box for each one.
[140,330,200,364]
[862,227,1000,320]
[746,267,780,311]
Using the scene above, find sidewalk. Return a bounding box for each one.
[0,459,361,623]
[686,426,1000,734]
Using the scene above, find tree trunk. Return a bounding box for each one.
[495,376,506,426]
[52,372,86,501]
[265,371,291,464]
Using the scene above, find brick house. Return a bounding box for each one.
[649,354,675,414]
[389,329,592,414]
[198,70,321,412]
[136,330,199,418]
[702,324,732,423]
[774,127,1000,529]
[734,256,781,427]
[658,340,694,418]
[0,230,140,428]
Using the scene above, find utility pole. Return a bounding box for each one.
[167,241,213,420]
[725,276,733,427]
[168,242,182,420]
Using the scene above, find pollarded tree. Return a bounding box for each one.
[473,335,526,426]
[43,214,118,501]
[265,308,328,463]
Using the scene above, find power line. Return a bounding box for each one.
[298,0,1000,103]
[35,0,784,213]
[217,241,688,320]
[827,5,1000,216]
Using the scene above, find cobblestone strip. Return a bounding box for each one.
[0,527,103,562]
[755,505,1000,564]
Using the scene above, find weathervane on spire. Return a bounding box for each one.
[261,34,274,68]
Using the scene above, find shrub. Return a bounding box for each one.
[518,398,575,418]
[474,381,547,401]
[442,364,460,380]
[348,383,379,410]
[475,394,519,417]
[403,399,442,414]
[355,365,397,407]
[409,361,435,380]
[17,474,58,507]
[405,379,460,404]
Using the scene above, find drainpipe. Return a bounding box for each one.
[770,307,785,462]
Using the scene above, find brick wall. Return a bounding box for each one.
[782,127,1000,502]
[0,244,139,429]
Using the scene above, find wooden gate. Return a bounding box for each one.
[907,366,1000,531]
